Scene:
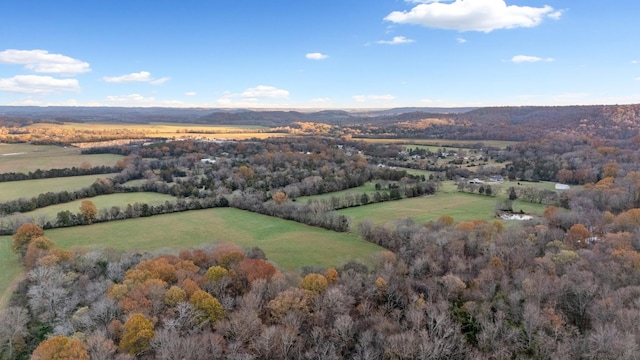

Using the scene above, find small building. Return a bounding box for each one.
[555,183,570,190]
[200,158,216,164]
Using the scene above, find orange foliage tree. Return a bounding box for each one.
[12,223,44,258]
[31,335,88,360]
[119,313,155,355]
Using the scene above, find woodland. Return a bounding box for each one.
[1,105,640,359]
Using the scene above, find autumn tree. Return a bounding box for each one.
[24,236,55,269]
[31,335,89,360]
[12,223,44,258]
[189,290,225,325]
[272,190,288,205]
[79,200,98,224]
[300,273,328,295]
[119,313,155,355]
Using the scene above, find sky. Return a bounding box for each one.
[0,0,639,109]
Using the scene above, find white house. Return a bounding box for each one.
[555,183,570,190]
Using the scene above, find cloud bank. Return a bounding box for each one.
[0,49,91,75]
[0,75,80,93]
[385,0,561,32]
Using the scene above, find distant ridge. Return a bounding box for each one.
[1,104,639,140]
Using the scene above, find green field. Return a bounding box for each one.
[0,236,21,308]
[358,138,519,149]
[0,143,123,173]
[338,191,548,229]
[0,207,384,308]
[4,207,382,271]
[296,182,389,202]
[0,174,119,202]
[3,192,176,224]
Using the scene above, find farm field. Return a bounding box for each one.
[0,173,118,202]
[2,192,176,224]
[27,122,287,141]
[0,235,21,308]
[0,143,123,173]
[6,207,383,270]
[338,191,548,229]
[296,182,390,202]
[358,138,519,149]
[0,207,384,308]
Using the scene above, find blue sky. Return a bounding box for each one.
[0,0,639,109]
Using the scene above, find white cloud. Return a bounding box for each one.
[311,97,331,103]
[632,60,639,64]
[456,37,467,43]
[240,85,289,99]
[511,55,554,63]
[635,77,640,81]
[0,75,80,93]
[0,49,91,75]
[385,0,560,33]
[353,94,395,102]
[306,52,329,60]
[103,71,170,85]
[185,91,197,96]
[377,36,415,45]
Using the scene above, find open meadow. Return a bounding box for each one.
[358,138,519,149]
[26,122,288,142]
[338,191,548,229]
[0,143,123,173]
[0,207,384,309]
[0,235,21,308]
[0,173,118,202]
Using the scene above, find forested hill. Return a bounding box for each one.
[1,104,640,140]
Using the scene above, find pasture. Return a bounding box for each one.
[0,208,384,308]
[0,173,118,202]
[0,143,123,173]
[0,236,21,308]
[338,191,548,229]
[358,138,519,149]
[26,122,287,142]
[16,207,382,270]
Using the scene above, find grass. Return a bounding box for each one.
[0,236,21,309]
[0,174,119,202]
[296,182,389,202]
[358,138,519,149]
[3,193,176,224]
[0,143,123,173]
[337,189,548,229]
[0,208,385,308]
[23,208,381,271]
[26,122,288,142]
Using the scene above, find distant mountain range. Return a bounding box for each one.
[1,104,639,140]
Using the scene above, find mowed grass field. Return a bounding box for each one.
[338,191,548,229]
[358,138,519,149]
[0,236,21,308]
[0,143,123,173]
[3,193,176,223]
[0,208,384,307]
[0,173,119,202]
